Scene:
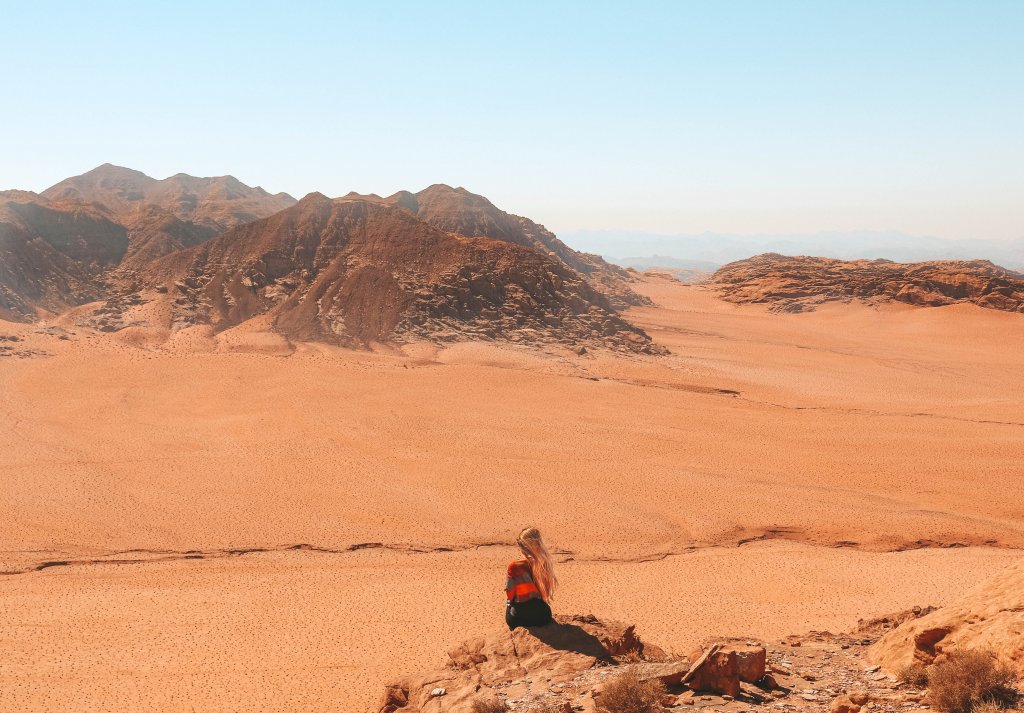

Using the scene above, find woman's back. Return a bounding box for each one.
[506,559,542,603]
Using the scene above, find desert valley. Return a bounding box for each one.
[1,165,1023,711]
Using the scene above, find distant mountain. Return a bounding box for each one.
[141,194,656,351]
[0,193,127,320]
[1,168,658,353]
[610,256,718,284]
[0,165,298,319]
[40,164,297,271]
[392,185,647,305]
[335,184,650,309]
[41,163,296,233]
[562,230,1024,272]
[711,253,1024,313]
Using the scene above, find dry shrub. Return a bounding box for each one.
[472,699,508,713]
[617,649,645,664]
[971,703,1013,713]
[928,650,1018,713]
[596,667,666,713]
[899,661,930,687]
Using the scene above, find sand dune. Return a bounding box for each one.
[1,276,1023,710]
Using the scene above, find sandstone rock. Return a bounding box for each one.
[733,643,767,682]
[684,645,741,697]
[755,672,779,690]
[711,254,1024,314]
[849,690,870,705]
[637,660,692,687]
[830,694,862,713]
[868,558,1024,676]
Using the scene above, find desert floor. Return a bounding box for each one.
[1,277,1022,711]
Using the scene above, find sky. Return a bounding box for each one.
[1,1,1022,241]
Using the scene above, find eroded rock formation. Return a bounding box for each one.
[711,254,1024,313]
[868,558,1024,676]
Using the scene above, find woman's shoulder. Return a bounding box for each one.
[506,559,530,576]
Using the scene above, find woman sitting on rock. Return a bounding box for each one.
[505,526,557,629]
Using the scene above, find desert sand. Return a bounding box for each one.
[2,276,1023,711]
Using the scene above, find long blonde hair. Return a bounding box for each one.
[517,526,557,601]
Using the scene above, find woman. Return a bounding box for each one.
[505,526,557,629]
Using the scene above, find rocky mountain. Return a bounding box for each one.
[40,164,297,271]
[382,184,650,309]
[146,194,657,351]
[1,167,661,352]
[0,166,299,320]
[41,163,296,233]
[0,192,127,321]
[711,254,1024,313]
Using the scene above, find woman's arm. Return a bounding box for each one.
[504,562,517,601]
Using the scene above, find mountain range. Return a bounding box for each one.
[0,165,655,352]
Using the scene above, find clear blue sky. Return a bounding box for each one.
[2,1,1022,239]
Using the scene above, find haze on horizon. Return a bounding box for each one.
[2,1,1022,243]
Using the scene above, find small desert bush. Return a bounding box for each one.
[617,649,645,664]
[962,700,1019,713]
[971,703,1016,713]
[928,650,1018,713]
[596,667,666,713]
[471,699,508,713]
[899,661,930,687]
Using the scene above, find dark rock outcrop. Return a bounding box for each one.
[0,196,127,320]
[387,185,651,309]
[150,195,658,352]
[711,253,1024,314]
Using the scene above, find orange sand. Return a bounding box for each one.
[1,276,1022,710]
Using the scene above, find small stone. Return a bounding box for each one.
[430,687,446,697]
[830,694,863,713]
[759,673,780,690]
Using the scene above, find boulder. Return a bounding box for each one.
[683,645,741,697]
[637,660,693,688]
[830,694,863,713]
[848,691,870,706]
[733,643,767,683]
[868,558,1024,676]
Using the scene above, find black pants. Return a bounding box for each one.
[505,597,552,629]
